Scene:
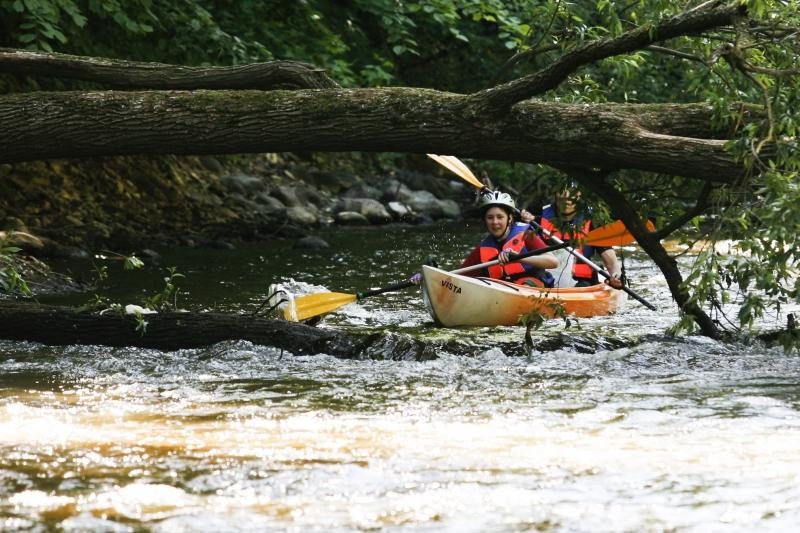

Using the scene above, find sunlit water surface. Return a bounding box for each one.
[2,223,799,531]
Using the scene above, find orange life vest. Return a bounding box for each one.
[478,223,548,287]
[539,205,595,282]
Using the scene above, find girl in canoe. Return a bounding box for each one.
[458,191,559,287]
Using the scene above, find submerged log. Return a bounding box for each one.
[0,302,650,358]
[0,300,438,361]
[0,301,436,360]
[0,300,350,353]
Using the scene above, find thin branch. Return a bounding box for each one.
[492,0,563,85]
[646,45,708,64]
[719,44,776,154]
[741,61,800,78]
[492,44,561,85]
[653,181,714,239]
[0,48,340,90]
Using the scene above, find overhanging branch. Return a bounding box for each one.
[473,1,747,111]
[0,48,340,90]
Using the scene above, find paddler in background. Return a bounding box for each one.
[520,188,623,289]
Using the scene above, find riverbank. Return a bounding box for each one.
[0,153,468,296]
[0,153,467,256]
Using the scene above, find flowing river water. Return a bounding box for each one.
[2,222,799,531]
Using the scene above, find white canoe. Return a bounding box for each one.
[421,265,626,327]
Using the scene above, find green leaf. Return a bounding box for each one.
[124,255,144,270]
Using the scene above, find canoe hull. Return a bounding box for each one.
[421,265,625,327]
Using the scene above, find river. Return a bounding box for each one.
[2,222,799,531]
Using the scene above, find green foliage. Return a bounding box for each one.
[3,0,691,90]
[0,0,152,53]
[0,243,31,296]
[124,254,144,270]
[142,266,184,312]
[78,293,119,313]
[90,251,142,286]
[80,259,184,335]
[520,298,572,357]
[133,312,148,335]
[519,298,570,330]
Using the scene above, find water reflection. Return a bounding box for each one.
[3,224,800,530]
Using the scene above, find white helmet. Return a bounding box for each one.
[479,190,518,215]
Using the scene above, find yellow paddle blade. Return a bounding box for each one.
[440,155,483,187]
[283,292,357,321]
[584,219,656,247]
[427,154,485,190]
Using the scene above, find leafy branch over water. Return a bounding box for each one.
[0,242,31,296]
[80,253,186,335]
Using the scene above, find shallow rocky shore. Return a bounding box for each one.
[0,153,468,260]
[0,153,470,297]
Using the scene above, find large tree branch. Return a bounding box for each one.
[0,89,752,182]
[0,48,339,90]
[473,1,747,111]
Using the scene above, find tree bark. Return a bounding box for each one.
[0,89,748,183]
[0,301,436,360]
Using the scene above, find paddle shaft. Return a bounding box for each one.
[357,280,415,299]
[354,243,567,300]
[529,220,657,310]
[450,242,568,275]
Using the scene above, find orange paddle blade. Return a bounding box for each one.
[283,292,357,321]
[427,154,485,190]
[584,219,656,247]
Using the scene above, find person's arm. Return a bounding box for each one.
[458,246,487,277]
[587,220,622,289]
[599,247,623,289]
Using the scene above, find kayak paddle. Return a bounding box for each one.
[283,242,569,322]
[427,154,486,191]
[577,218,656,247]
[427,154,657,311]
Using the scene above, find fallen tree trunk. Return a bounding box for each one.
[0,89,747,182]
[0,301,436,360]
